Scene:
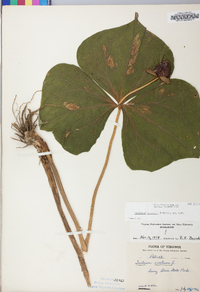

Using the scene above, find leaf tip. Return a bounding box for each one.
[135,12,139,21]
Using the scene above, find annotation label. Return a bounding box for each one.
[168,11,200,23]
[130,221,200,242]
[125,202,200,222]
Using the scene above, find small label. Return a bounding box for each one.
[125,202,200,222]
[168,11,200,23]
[130,221,200,242]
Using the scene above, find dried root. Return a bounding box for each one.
[11,95,38,145]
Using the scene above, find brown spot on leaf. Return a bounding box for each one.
[126,66,134,75]
[126,35,141,75]
[126,56,137,75]
[158,88,166,95]
[103,45,107,57]
[63,102,80,110]
[65,131,70,138]
[131,34,141,56]
[128,59,135,66]
[107,55,115,68]
[137,104,151,114]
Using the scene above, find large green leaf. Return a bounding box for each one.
[122,79,200,171]
[40,64,115,154]
[77,13,174,103]
[40,14,200,171]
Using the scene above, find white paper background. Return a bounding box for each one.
[2,4,200,292]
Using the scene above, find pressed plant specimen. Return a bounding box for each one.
[12,13,200,286]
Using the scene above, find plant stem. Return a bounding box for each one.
[42,152,90,286]
[28,132,91,286]
[119,77,159,105]
[85,106,121,250]
[12,104,90,286]
[84,78,159,249]
[48,156,87,252]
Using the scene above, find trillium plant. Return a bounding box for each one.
[12,13,200,286]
